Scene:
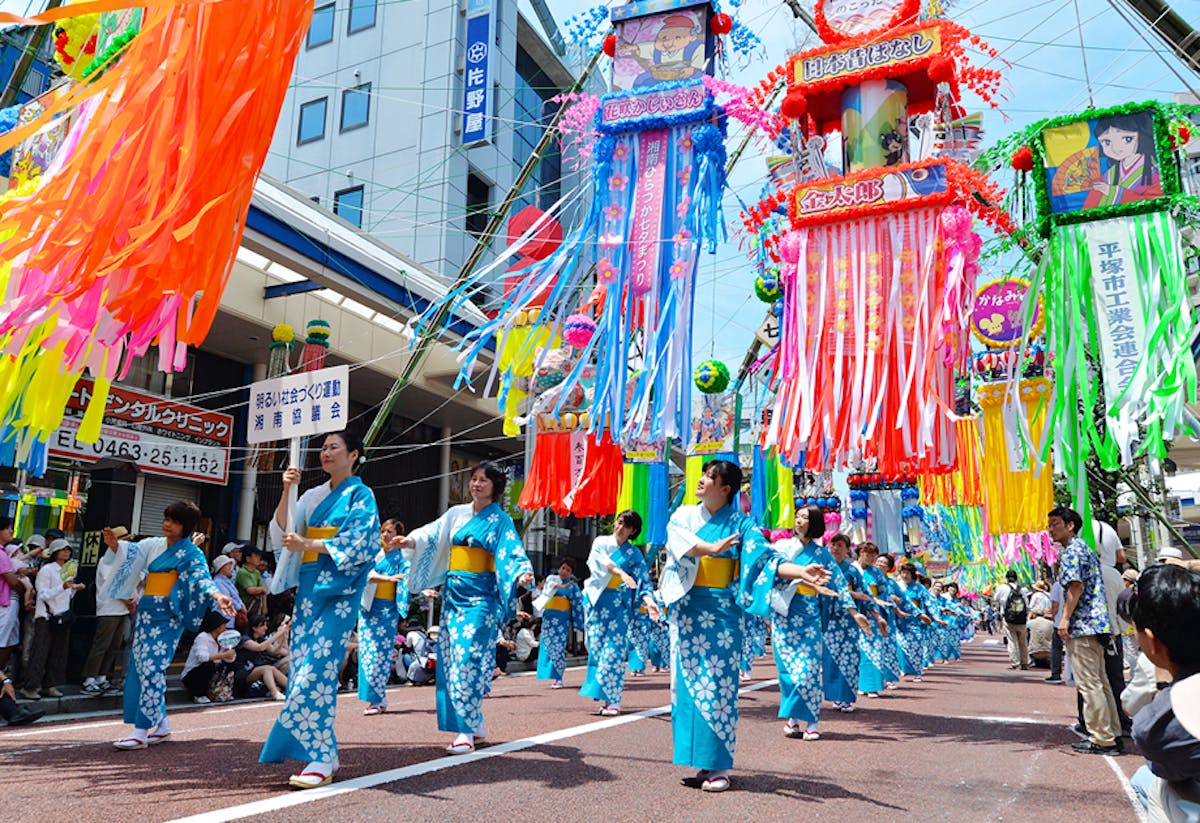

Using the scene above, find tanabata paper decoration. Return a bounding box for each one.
[745,0,1010,473]
[496,206,564,437]
[616,442,669,547]
[0,0,313,473]
[693,359,729,394]
[416,0,730,450]
[52,3,100,81]
[251,324,296,471]
[1012,102,1198,533]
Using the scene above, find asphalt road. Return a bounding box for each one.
[0,638,1144,822]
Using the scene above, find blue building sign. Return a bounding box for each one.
[461,0,492,145]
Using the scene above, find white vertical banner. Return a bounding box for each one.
[1085,218,1147,402]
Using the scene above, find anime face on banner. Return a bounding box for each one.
[1042,108,1164,215]
[612,6,710,92]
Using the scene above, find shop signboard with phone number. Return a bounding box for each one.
[49,379,234,484]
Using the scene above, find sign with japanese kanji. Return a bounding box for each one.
[1086,219,1146,399]
[49,379,235,484]
[461,0,492,145]
[246,365,349,445]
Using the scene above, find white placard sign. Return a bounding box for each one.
[246,364,349,445]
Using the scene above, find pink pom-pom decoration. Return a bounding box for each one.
[964,260,981,279]
[770,528,792,542]
[939,205,971,242]
[780,230,803,264]
[825,512,842,530]
[562,313,597,348]
[964,231,982,259]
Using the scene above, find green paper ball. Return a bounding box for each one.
[754,270,783,303]
[694,359,730,394]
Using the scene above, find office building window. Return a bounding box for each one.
[334,186,365,227]
[466,172,491,237]
[513,47,562,211]
[348,0,376,33]
[307,3,335,48]
[341,83,371,131]
[297,97,328,145]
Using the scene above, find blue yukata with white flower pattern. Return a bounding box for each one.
[770,540,854,725]
[1058,536,1112,638]
[261,477,379,765]
[406,503,532,736]
[537,580,583,681]
[581,540,652,705]
[357,547,411,706]
[876,574,902,681]
[662,503,780,773]
[857,564,889,693]
[109,537,219,730]
[896,581,932,676]
[822,558,864,705]
[740,613,767,673]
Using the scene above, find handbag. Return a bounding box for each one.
[48,609,76,628]
[234,607,249,631]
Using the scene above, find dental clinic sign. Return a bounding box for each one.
[461,0,493,145]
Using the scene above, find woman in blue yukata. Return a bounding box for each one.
[874,552,910,690]
[895,562,934,681]
[769,506,871,741]
[855,542,892,698]
[661,459,829,793]
[261,430,381,789]
[398,461,534,755]
[822,533,874,713]
[580,510,659,716]
[357,516,411,716]
[106,502,235,751]
[534,557,584,688]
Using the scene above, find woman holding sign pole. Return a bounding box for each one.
[260,430,380,789]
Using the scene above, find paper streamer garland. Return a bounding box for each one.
[0,0,312,471]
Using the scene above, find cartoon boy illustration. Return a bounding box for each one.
[624,14,705,88]
[1083,113,1163,209]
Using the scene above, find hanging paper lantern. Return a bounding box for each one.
[711,13,733,35]
[562,313,597,348]
[694,359,730,394]
[754,270,783,303]
[602,33,616,58]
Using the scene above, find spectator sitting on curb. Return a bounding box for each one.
[1127,563,1200,820]
[237,615,289,700]
[181,612,237,704]
[0,675,44,726]
[211,555,245,630]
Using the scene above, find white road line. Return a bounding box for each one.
[168,679,780,823]
[949,715,1060,725]
[1104,755,1148,823]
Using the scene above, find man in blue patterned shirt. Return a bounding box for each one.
[1050,506,1121,755]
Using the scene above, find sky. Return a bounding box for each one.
[3,0,1198,410]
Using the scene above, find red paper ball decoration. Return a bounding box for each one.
[1011,146,1034,173]
[602,33,616,58]
[711,13,733,35]
[927,56,955,84]
[780,91,807,120]
[1172,123,1193,149]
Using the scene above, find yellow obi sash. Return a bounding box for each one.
[606,575,623,589]
[303,526,338,563]
[638,605,648,614]
[449,545,495,573]
[374,581,397,601]
[544,595,571,611]
[796,583,818,597]
[144,571,178,597]
[693,556,738,589]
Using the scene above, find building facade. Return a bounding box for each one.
[263,0,580,285]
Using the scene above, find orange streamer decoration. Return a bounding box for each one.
[0,0,311,460]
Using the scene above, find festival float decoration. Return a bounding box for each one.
[742,0,1010,474]
[1005,101,1198,531]
[0,1,313,474]
[418,0,730,453]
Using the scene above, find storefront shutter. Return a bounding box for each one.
[136,475,200,537]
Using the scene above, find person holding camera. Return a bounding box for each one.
[19,539,84,700]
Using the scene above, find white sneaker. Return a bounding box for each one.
[193,696,210,704]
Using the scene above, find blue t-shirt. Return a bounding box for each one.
[1058,536,1111,637]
